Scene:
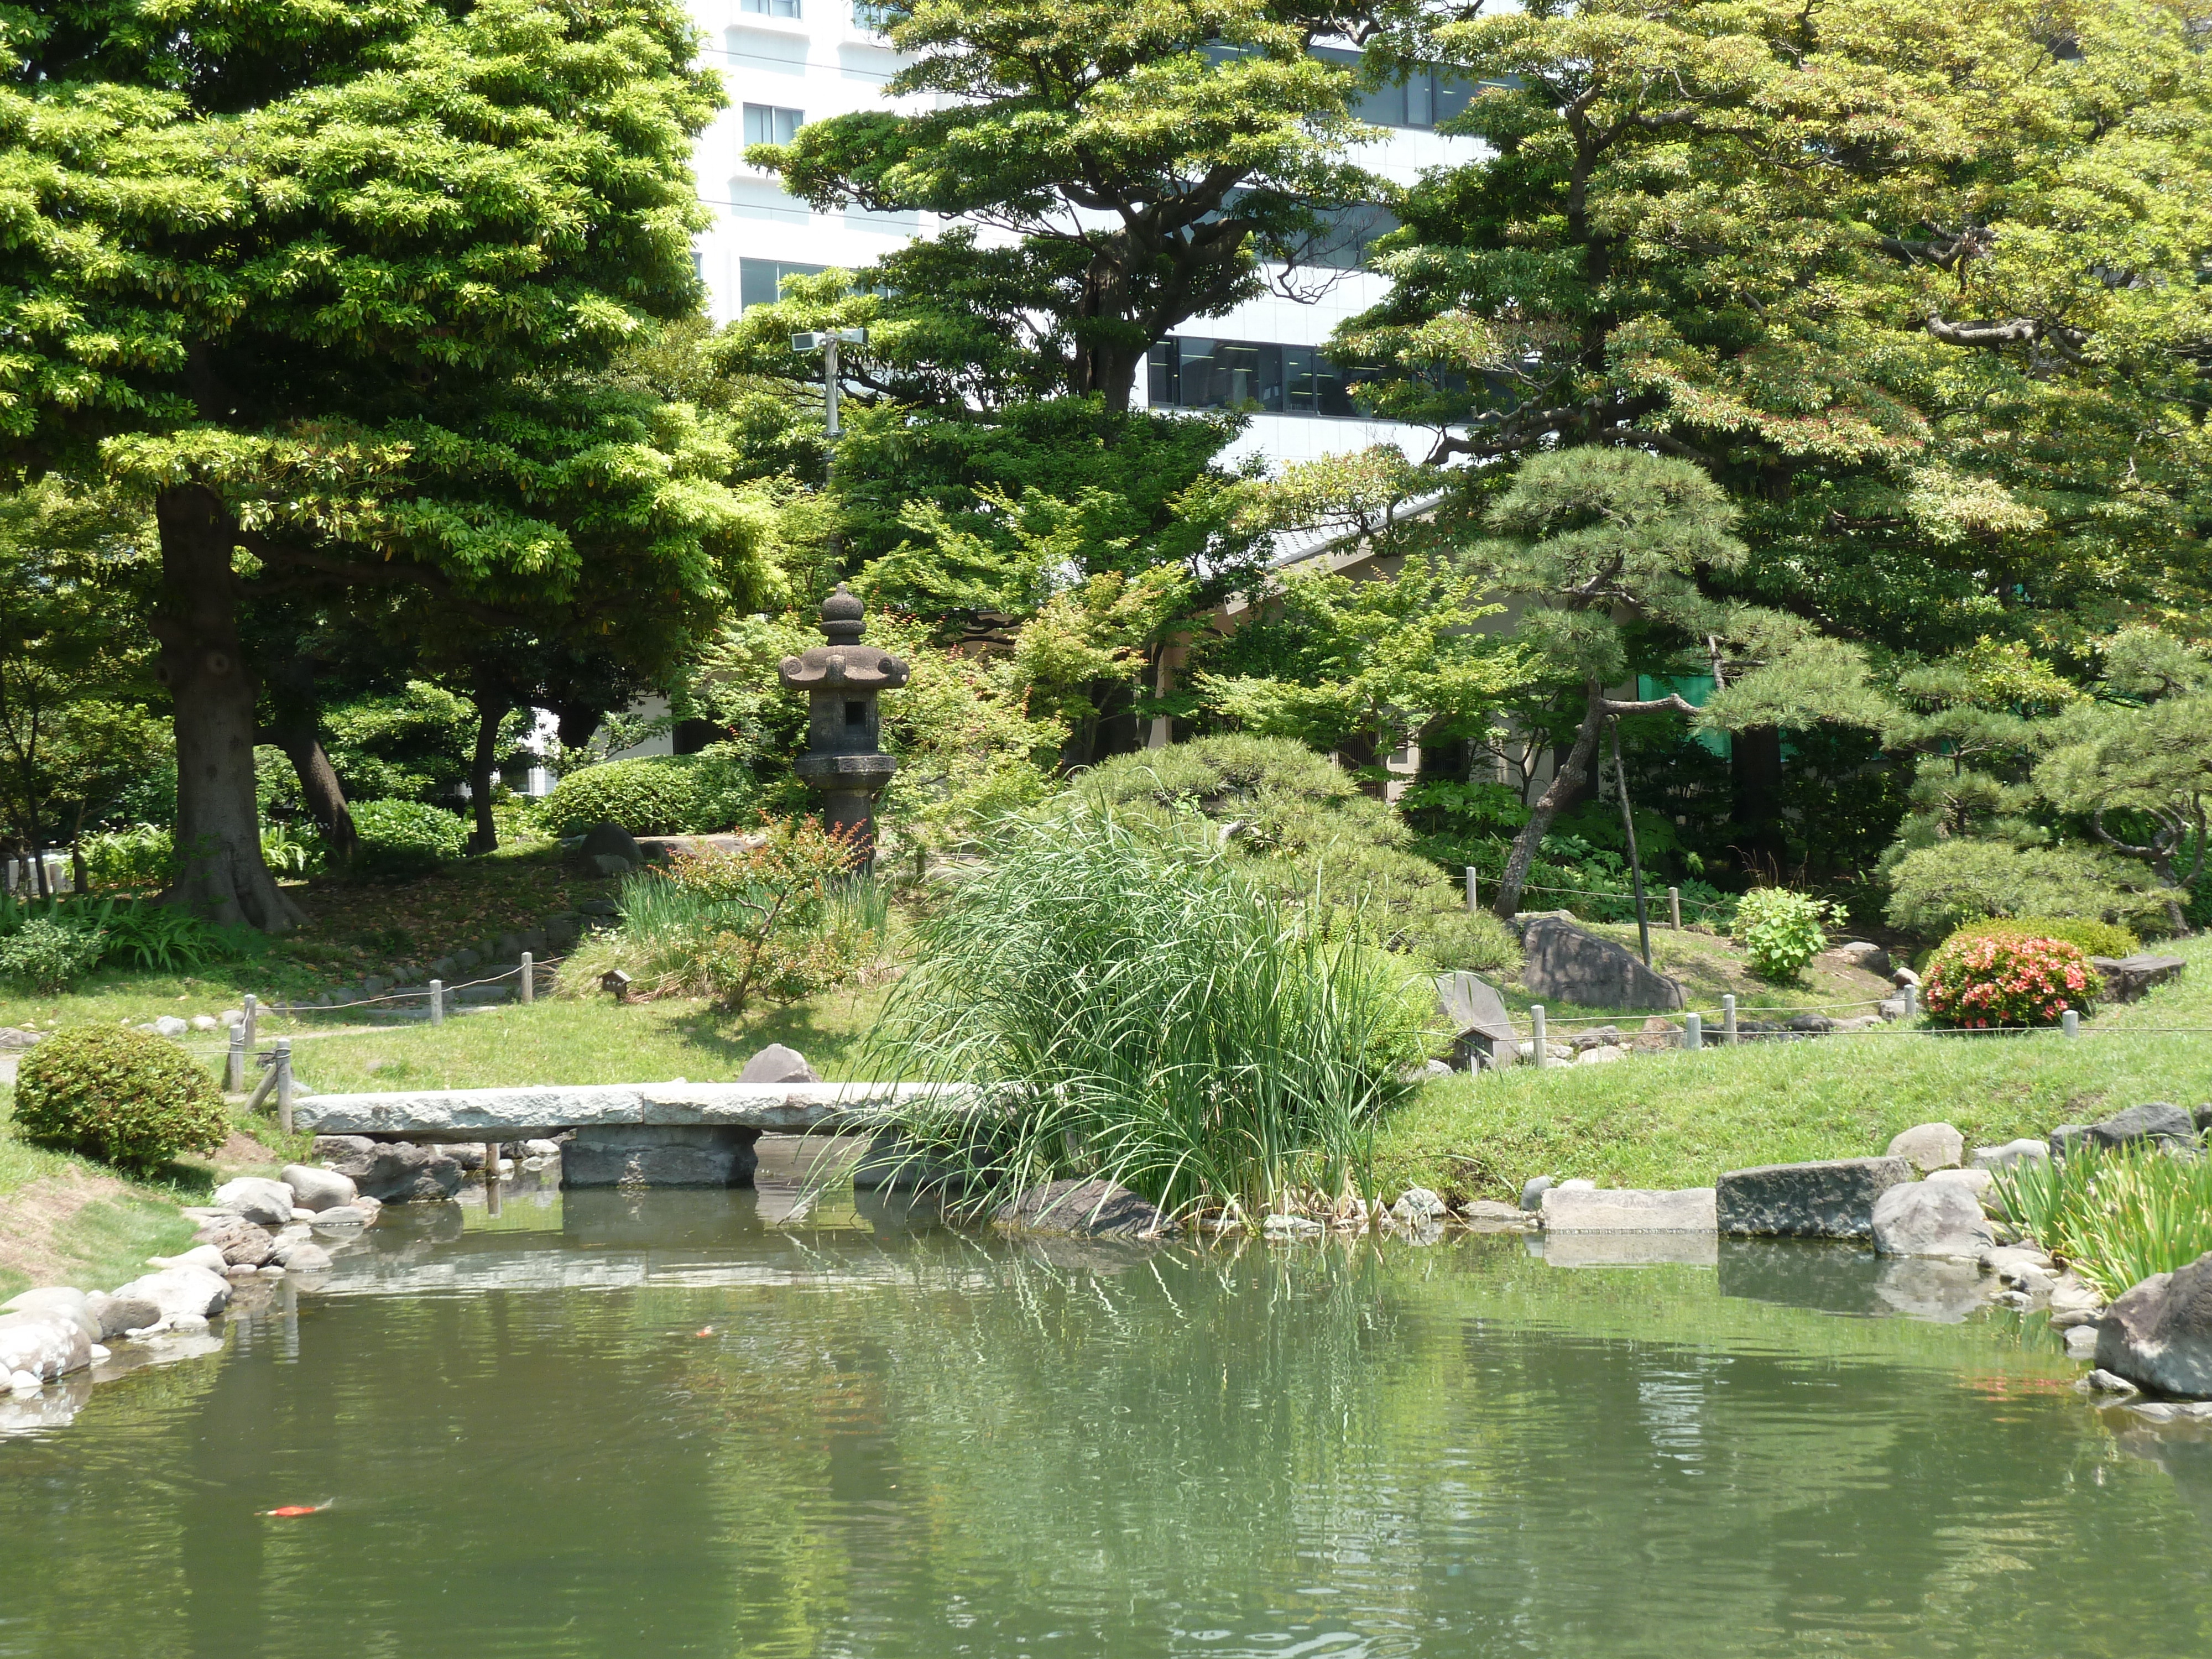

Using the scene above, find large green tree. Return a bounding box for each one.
[749,0,1389,410]
[1,0,773,928]
[1344,0,2212,655]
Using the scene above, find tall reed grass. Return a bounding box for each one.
[863,806,1432,1223]
[1992,1142,2212,1298]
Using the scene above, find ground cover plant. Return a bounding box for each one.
[1729,888,1843,983]
[865,806,1431,1220]
[1993,1144,2212,1301]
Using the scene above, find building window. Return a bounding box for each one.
[743,104,804,148]
[739,258,828,309]
[742,0,802,15]
[1146,338,1360,419]
[852,0,898,30]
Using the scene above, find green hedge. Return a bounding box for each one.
[352,798,470,878]
[14,1026,230,1171]
[535,746,758,837]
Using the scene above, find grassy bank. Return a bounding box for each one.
[0,1097,213,1300]
[283,985,891,1094]
[1378,934,2212,1203]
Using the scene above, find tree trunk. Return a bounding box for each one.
[149,485,303,932]
[274,727,359,869]
[1491,686,1609,920]
[263,657,359,868]
[467,694,505,854]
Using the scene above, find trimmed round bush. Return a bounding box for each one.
[351,798,469,878]
[14,1026,230,1171]
[1939,914,2140,963]
[535,757,709,837]
[1923,934,2101,1029]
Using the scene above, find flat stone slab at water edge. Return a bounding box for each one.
[293,1081,963,1141]
[1716,1156,1916,1240]
[1539,1186,1717,1233]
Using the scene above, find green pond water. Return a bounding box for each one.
[3,1163,2209,1659]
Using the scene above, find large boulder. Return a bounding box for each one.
[2085,1103,2201,1154]
[281,1163,358,1212]
[1435,971,1520,1069]
[1886,1122,1965,1172]
[575,821,644,877]
[2089,954,2186,1003]
[311,1136,465,1203]
[1539,1186,1717,1232]
[994,1178,1168,1240]
[191,1215,275,1267]
[83,1292,160,1340]
[1871,1180,1996,1257]
[1521,918,1684,1011]
[2095,1251,2212,1400]
[212,1177,295,1227]
[1716,1156,1917,1240]
[1,1289,99,1347]
[1970,1139,2050,1172]
[1823,941,1892,976]
[108,1266,229,1322]
[0,1313,92,1383]
[738,1044,818,1084]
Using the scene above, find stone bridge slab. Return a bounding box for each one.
[294,1081,964,1143]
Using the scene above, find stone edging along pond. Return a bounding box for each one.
[5,1089,2208,1437]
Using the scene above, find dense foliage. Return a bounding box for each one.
[868,807,1431,1220]
[349,800,471,880]
[1923,935,2100,1029]
[13,1027,231,1172]
[1730,890,1843,984]
[1994,1144,2212,1300]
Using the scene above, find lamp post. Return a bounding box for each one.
[780,585,908,867]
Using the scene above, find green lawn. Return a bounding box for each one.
[0,1094,217,1301]
[284,983,894,1094]
[1378,933,2212,1203]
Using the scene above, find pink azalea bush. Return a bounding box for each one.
[1923,933,2102,1029]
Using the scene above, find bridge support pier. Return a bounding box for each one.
[561,1125,762,1188]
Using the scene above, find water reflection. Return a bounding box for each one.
[2,1203,2208,1658]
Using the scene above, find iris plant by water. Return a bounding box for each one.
[1,1176,2207,1658]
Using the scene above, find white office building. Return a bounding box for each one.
[690,1,1480,473]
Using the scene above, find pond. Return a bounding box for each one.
[3,1158,2208,1658]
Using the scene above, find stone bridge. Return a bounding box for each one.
[294,1082,963,1187]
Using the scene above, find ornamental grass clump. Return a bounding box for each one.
[13,1026,229,1172]
[1993,1143,2212,1300]
[1923,933,2100,1028]
[864,806,1432,1223]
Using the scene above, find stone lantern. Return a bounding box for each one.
[779,584,908,864]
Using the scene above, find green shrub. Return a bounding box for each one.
[1923,933,2099,1028]
[0,917,106,993]
[350,798,469,879]
[1884,838,2177,937]
[564,819,875,1010]
[13,1026,230,1171]
[82,824,175,891]
[1730,888,1843,982]
[865,805,1431,1220]
[1992,1143,2212,1299]
[534,755,709,837]
[1402,907,1522,975]
[1939,914,2140,962]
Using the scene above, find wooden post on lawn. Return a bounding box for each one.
[2062,1009,2079,1039]
[1530,1005,1547,1069]
[242,993,258,1051]
[1465,867,1479,912]
[1683,1012,1702,1051]
[274,1038,294,1137]
[429,979,444,1026]
[520,952,534,1005]
[225,1024,247,1093]
[1667,887,1681,930]
[1721,993,1737,1046]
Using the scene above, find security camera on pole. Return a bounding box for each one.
[790,328,868,440]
